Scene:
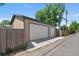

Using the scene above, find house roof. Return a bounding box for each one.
[10,14,43,25]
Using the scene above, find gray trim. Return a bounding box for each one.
[23,16,25,29]
[28,24,30,42]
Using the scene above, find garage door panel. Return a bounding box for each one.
[30,24,48,40]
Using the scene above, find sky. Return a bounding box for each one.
[0,3,79,25]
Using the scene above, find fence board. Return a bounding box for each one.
[0,28,26,51]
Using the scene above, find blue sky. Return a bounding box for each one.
[0,3,79,25]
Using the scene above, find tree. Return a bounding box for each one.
[35,3,65,27]
[60,25,68,30]
[35,3,65,36]
[0,3,5,26]
[69,21,79,34]
[0,20,10,27]
[65,9,68,27]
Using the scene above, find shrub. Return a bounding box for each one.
[18,43,28,50]
[5,48,13,55]
[14,43,28,52]
[0,48,13,56]
[0,51,5,56]
[62,30,69,36]
[0,43,28,55]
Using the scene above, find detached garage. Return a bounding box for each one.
[10,15,56,42]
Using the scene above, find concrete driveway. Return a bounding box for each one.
[15,33,79,56]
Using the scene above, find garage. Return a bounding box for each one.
[10,15,56,42]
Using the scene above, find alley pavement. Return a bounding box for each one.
[15,33,79,56]
[52,33,79,56]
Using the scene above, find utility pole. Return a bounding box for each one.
[65,9,68,27]
[65,9,69,35]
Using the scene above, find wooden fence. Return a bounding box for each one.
[0,28,26,51]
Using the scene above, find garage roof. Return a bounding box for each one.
[10,14,43,25]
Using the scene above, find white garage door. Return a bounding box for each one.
[30,24,48,40]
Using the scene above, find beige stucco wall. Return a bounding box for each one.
[12,17,24,29]
[29,24,48,40]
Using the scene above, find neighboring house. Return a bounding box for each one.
[10,15,56,42]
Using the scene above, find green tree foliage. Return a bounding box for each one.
[0,20,10,27]
[35,3,65,26]
[0,3,6,27]
[60,25,69,30]
[69,21,79,34]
